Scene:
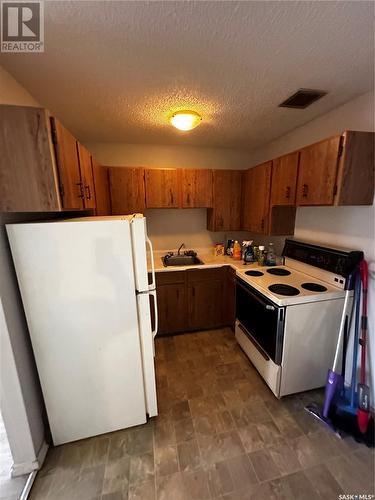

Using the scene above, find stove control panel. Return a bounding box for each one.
[282,239,363,277]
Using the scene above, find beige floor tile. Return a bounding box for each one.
[128,478,155,500]
[129,452,154,486]
[237,424,264,453]
[174,418,195,443]
[154,444,179,477]
[304,463,343,498]
[248,448,281,482]
[177,439,201,472]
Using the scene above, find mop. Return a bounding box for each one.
[305,270,355,433]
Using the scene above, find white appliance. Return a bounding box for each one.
[6,214,158,445]
[235,239,362,398]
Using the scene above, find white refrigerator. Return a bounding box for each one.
[6,214,158,445]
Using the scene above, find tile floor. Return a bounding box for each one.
[0,412,28,500]
[30,328,374,500]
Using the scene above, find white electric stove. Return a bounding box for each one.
[235,239,362,398]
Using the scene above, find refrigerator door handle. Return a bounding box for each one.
[146,236,156,291]
[150,290,158,338]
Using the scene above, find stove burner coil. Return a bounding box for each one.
[266,268,291,276]
[301,283,328,292]
[268,284,300,296]
[245,270,264,277]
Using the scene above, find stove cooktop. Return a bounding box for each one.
[237,265,345,306]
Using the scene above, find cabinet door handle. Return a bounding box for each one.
[285,186,291,199]
[170,190,174,205]
[261,218,265,230]
[76,182,84,199]
[192,286,195,297]
[302,184,308,198]
[85,185,91,200]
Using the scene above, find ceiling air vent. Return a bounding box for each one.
[279,89,327,109]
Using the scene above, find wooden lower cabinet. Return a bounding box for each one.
[155,267,234,336]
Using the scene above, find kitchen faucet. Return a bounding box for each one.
[177,243,185,255]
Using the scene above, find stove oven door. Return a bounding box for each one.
[236,278,285,364]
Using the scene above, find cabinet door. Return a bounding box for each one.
[156,271,187,336]
[296,136,341,206]
[207,170,242,231]
[182,169,213,207]
[223,266,236,328]
[145,169,180,208]
[188,279,223,330]
[92,160,111,215]
[108,167,145,215]
[77,143,96,210]
[0,105,60,212]
[271,152,299,205]
[242,162,272,233]
[51,118,84,210]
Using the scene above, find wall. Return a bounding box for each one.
[249,90,375,400]
[0,67,47,474]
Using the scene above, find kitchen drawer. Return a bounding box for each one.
[186,267,224,283]
[156,270,186,285]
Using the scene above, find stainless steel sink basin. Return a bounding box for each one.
[162,254,204,267]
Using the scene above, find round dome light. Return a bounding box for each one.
[170,110,202,131]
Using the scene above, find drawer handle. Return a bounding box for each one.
[302,184,308,198]
[285,186,291,199]
[76,182,84,199]
[85,185,91,200]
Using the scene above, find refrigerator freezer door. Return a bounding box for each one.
[136,293,158,417]
[130,217,155,292]
[7,219,147,445]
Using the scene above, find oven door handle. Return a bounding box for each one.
[236,279,276,311]
[237,323,270,361]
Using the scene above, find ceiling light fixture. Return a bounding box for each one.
[170,110,202,131]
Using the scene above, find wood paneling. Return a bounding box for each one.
[296,136,341,206]
[77,143,96,210]
[207,170,242,231]
[145,169,180,208]
[271,152,299,205]
[92,160,111,215]
[108,167,145,215]
[51,117,84,210]
[242,162,272,234]
[156,272,187,336]
[335,131,375,206]
[0,106,60,212]
[181,169,213,208]
[188,278,223,330]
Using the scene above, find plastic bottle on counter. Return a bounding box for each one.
[258,245,265,266]
[265,243,276,266]
[242,240,255,263]
[233,240,241,260]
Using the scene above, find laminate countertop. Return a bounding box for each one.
[148,250,260,273]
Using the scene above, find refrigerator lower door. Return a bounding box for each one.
[130,216,155,292]
[6,219,147,445]
[136,293,158,417]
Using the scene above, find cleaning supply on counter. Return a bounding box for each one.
[242,241,255,264]
[265,243,276,266]
[226,239,234,256]
[258,245,265,266]
[233,240,241,260]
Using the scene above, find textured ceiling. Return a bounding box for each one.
[1,1,374,149]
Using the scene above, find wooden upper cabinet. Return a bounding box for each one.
[77,143,96,210]
[271,152,299,205]
[51,117,84,210]
[242,162,272,234]
[0,105,60,212]
[207,170,242,231]
[92,159,111,215]
[145,169,180,208]
[108,167,145,215]
[181,169,213,208]
[296,136,341,206]
[335,131,374,206]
